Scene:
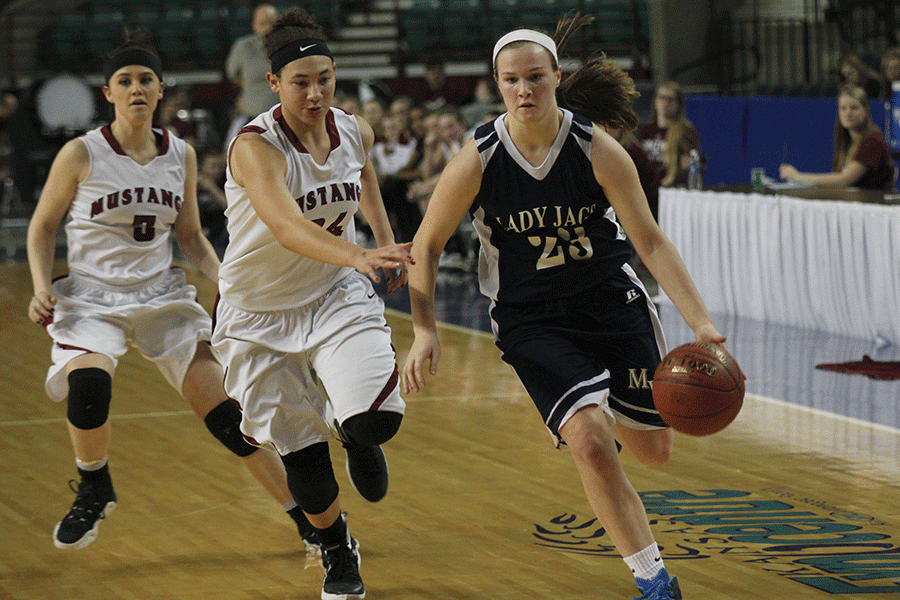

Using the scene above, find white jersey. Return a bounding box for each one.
[219,106,363,311]
[66,125,186,288]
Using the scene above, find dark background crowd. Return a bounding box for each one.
[1,0,899,267]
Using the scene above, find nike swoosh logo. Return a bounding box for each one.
[299,44,316,52]
[367,292,376,299]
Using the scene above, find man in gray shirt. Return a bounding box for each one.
[224,4,279,144]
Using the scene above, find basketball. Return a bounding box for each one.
[652,342,745,436]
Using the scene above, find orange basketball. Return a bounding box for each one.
[652,342,745,436]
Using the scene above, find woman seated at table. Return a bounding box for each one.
[780,85,895,190]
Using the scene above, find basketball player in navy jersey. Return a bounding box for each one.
[210,9,412,599]
[26,31,320,553]
[402,15,725,600]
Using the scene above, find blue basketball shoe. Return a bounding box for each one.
[634,568,682,600]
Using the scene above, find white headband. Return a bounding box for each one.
[492,30,558,65]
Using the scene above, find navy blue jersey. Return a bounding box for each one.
[471,109,634,305]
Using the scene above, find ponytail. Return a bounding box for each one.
[552,14,639,133]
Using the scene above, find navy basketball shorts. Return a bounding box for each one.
[490,267,668,447]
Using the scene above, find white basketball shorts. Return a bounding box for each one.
[211,271,405,455]
[45,268,212,402]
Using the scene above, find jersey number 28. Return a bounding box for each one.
[528,226,593,270]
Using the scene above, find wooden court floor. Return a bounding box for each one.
[1,261,899,599]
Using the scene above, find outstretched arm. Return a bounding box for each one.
[230,132,412,282]
[779,161,867,187]
[402,140,482,393]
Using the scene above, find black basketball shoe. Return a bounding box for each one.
[321,535,364,599]
[332,419,389,503]
[53,479,117,549]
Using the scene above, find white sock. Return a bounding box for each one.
[282,499,298,511]
[76,455,108,471]
[623,542,665,581]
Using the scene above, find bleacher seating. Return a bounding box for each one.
[398,0,646,63]
[40,1,335,72]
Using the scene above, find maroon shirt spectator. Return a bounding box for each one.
[853,132,894,190]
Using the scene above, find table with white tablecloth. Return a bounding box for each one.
[657,188,900,344]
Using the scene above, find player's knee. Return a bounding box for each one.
[340,411,403,448]
[67,368,112,430]
[632,431,673,467]
[280,442,338,514]
[203,400,258,458]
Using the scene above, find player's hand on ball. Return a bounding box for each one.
[694,322,726,345]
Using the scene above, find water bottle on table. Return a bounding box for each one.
[687,149,703,190]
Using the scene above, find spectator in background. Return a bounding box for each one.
[0,91,18,185]
[637,81,700,187]
[158,86,196,146]
[408,58,469,112]
[361,97,386,139]
[837,53,882,99]
[460,76,502,130]
[224,4,279,144]
[408,107,465,213]
[609,127,661,220]
[196,150,229,254]
[408,107,471,270]
[407,103,431,143]
[388,95,415,132]
[780,85,895,190]
[881,47,900,99]
[335,91,361,115]
[370,112,422,243]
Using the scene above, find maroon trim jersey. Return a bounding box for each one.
[66,125,185,287]
[219,106,364,311]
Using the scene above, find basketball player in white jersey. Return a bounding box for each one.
[27,31,320,553]
[402,16,725,600]
[210,9,412,599]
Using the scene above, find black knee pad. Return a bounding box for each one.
[67,368,112,430]
[340,411,403,448]
[281,442,339,515]
[203,401,258,458]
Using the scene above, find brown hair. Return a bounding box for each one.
[832,85,880,172]
[554,14,638,132]
[556,15,638,132]
[264,8,327,60]
[106,27,159,62]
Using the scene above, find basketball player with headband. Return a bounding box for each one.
[403,16,725,600]
[210,8,412,599]
[27,29,325,554]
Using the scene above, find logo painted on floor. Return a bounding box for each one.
[534,489,899,595]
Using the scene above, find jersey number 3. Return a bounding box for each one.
[528,226,593,270]
[133,215,156,242]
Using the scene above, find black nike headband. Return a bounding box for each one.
[104,48,163,82]
[270,38,333,74]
